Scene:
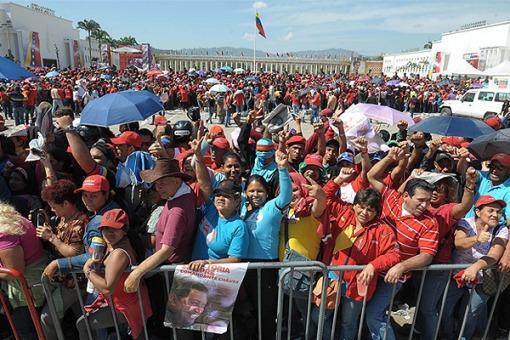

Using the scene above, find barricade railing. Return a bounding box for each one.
[37,262,510,340]
[0,267,46,340]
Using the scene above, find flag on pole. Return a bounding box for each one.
[256,12,266,38]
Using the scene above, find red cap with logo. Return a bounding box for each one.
[100,209,129,229]
[475,195,507,209]
[74,175,110,193]
[110,131,142,148]
[212,137,230,150]
[490,153,510,167]
[286,135,306,146]
[304,153,323,168]
[153,115,167,126]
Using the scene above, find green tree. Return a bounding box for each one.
[92,28,110,63]
[77,19,100,67]
[116,36,138,46]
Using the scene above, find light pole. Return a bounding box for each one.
[54,44,60,69]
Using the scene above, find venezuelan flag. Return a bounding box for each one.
[256,12,266,38]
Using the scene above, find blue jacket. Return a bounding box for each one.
[57,200,119,273]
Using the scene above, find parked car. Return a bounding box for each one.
[440,89,510,120]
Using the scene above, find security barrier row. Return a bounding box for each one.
[2,262,510,340]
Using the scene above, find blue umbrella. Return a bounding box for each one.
[0,56,35,80]
[45,70,60,78]
[386,79,400,86]
[100,74,112,80]
[220,65,233,72]
[371,77,383,85]
[408,116,495,139]
[245,76,260,82]
[197,70,206,77]
[214,68,223,74]
[80,90,164,127]
[437,79,450,86]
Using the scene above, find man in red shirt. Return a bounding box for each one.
[366,147,439,340]
[310,89,321,124]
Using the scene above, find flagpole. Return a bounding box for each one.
[253,10,257,74]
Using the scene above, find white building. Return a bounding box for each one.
[383,20,510,79]
[382,49,432,77]
[431,20,510,77]
[0,2,100,69]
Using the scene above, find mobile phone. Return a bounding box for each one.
[36,210,47,227]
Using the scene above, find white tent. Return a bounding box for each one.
[485,60,510,77]
[443,59,486,76]
[112,46,141,53]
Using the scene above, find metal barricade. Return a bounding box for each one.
[39,262,510,340]
[0,267,46,340]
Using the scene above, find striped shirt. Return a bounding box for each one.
[381,188,439,261]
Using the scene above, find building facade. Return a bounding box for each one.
[383,20,510,79]
[154,54,352,75]
[383,49,432,77]
[0,2,100,69]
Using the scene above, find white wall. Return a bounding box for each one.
[432,21,510,76]
[0,2,80,68]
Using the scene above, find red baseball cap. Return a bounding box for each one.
[212,137,230,150]
[100,209,129,229]
[490,153,510,167]
[153,115,167,126]
[319,108,333,117]
[209,125,225,138]
[75,175,110,193]
[485,116,502,130]
[475,195,507,209]
[110,131,142,148]
[287,135,306,146]
[304,153,323,168]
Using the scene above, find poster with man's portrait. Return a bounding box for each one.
[164,263,248,334]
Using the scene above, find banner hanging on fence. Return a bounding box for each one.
[164,263,248,334]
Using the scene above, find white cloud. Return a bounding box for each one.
[242,33,255,41]
[253,1,267,10]
[282,32,294,41]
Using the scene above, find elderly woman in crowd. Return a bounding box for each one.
[38,179,89,340]
[442,196,508,340]
[0,202,47,340]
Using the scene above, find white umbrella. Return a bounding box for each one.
[205,77,220,85]
[210,84,230,93]
[398,82,410,87]
[234,68,245,74]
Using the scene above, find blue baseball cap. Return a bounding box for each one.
[337,152,354,164]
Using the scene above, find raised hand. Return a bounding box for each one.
[148,142,169,159]
[465,167,478,187]
[429,138,442,152]
[334,167,356,184]
[189,136,204,159]
[476,224,491,244]
[353,137,368,153]
[275,149,289,169]
[302,176,326,201]
[313,122,325,134]
[457,147,471,159]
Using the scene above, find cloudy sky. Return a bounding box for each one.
[17,0,510,55]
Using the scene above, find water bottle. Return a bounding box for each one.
[86,237,106,294]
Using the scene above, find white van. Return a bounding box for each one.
[440,89,510,120]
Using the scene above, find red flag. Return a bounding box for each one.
[256,12,266,38]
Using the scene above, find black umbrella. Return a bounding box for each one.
[298,87,312,97]
[468,128,510,160]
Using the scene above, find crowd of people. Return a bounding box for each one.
[0,65,509,340]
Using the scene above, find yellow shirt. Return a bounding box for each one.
[279,209,322,261]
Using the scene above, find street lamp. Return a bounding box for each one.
[54,43,60,69]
